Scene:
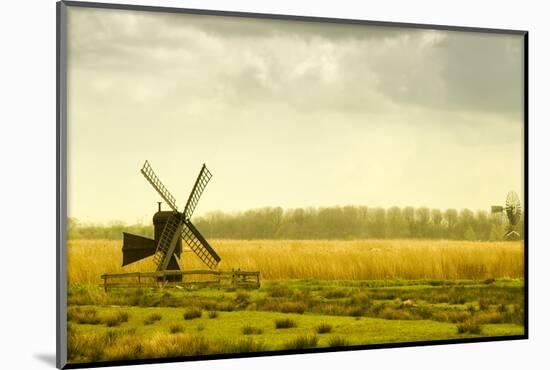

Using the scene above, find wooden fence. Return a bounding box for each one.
[100,269,260,291]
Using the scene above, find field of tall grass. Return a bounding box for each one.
[67,239,523,285]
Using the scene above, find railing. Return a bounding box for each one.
[100,269,260,291]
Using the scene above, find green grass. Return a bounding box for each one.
[67,278,525,363]
[241,325,264,335]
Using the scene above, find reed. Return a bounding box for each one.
[67,239,524,285]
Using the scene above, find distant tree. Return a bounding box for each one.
[444,209,458,239]
[431,209,443,238]
[464,226,477,241]
[416,207,431,238]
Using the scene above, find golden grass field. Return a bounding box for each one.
[67,239,524,285]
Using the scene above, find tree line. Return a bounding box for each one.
[68,205,524,241]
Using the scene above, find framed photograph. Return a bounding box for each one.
[57,1,528,368]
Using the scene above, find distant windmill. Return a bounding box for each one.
[491,191,523,240]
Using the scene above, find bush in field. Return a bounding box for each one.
[169,324,184,334]
[274,318,297,329]
[380,307,412,320]
[322,288,349,299]
[67,307,101,325]
[328,336,350,347]
[316,323,332,334]
[269,285,294,298]
[474,311,504,324]
[457,321,482,334]
[208,311,219,319]
[235,290,251,303]
[184,307,202,320]
[104,311,130,327]
[241,325,263,335]
[283,335,318,350]
[143,313,162,325]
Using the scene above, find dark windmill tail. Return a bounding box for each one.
[182,221,221,269]
[122,232,156,266]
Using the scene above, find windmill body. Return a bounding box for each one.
[122,161,221,278]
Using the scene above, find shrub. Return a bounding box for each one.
[241,325,263,335]
[322,288,348,299]
[328,336,350,347]
[431,310,471,323]
[224,338,266,353]
[208,311,219,319]
[269,286,293,298]
[474,311,503,324]
[235,291,251,303]
[184,307,203,320]
[274,318,297,329]
[104,311,130,327]
[349,291,371,306]
[169,324,184,334]
[143,313,162,325]
[457,321,482,334]
[283,335,318,350]
[316,323,332,334]
[67,307,101,325]
[380,307,412,320]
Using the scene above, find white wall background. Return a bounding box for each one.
[0,0,547,369]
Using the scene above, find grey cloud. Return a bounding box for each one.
[68,6,524,119]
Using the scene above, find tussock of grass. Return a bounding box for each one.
[380,307,412,320]
[169,324,184,334]
[104,311,130,327]
[474,311,503,324]
[67,307,101,325]
[283,335,318,350]
[241,325,263,335]
[274,318,297,329]
[322,288,349,299]
[328,336,350,347]
[143,313,162,325]
[260,299,307,314]
[457,321,482,334]
[431,310,471,323]
[183,307,202,320]
[208,311,218,319]
[316,323,332,334]
[235,291,251,303]
[268,285,294,298]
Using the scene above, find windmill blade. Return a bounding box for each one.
[183,164,212,220]
[141,160,178,211]
[153,212,185,271]
[181,220,221,269]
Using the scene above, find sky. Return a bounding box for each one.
[66,7,525,224]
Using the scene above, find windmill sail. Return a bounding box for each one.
[141,160,178,211]
[153,212,184,271]
[183,164,212,219]
[182,221,221,269]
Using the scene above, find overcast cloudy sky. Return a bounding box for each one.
[66,6,525,224]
